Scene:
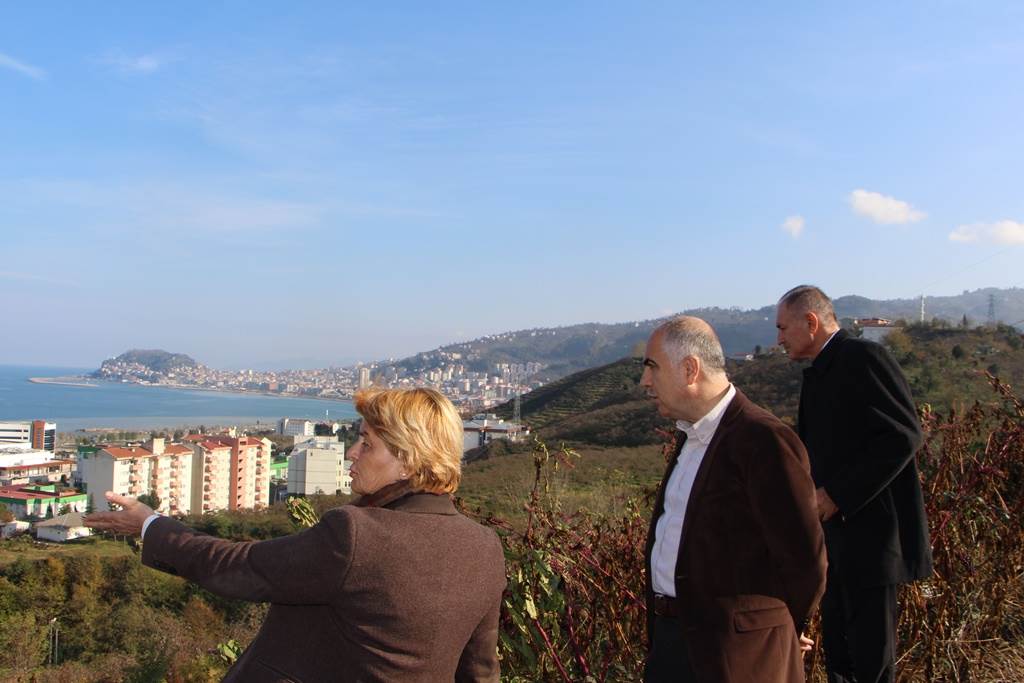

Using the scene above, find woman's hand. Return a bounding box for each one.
[83,492,155,537]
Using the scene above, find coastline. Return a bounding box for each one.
[29,375,355,404]
[29,376,99,388]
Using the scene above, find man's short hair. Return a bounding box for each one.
[655,316,726,374]
[779,285,837,325]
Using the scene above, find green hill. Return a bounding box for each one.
[477,322,1024,454]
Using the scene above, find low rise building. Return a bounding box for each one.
[0,445,74,487]
[288,436,349,496]
[858,318,896,343]
[279,418,315,441]
[2,520,31,538]
[36,512,91,542]
[0,484,88,520]
[462,414,528,453]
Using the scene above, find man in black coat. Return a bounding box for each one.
[776,285,932,683]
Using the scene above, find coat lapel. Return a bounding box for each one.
[676,390,747,558]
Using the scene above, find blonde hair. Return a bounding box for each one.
[353,387,463,494]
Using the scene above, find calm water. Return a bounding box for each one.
[0,365,356,432]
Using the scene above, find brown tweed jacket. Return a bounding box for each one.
[142,487,506,682]
[644,389,827,682]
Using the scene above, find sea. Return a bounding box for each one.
[0,364,357,433]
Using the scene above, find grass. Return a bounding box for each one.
[0,535,134,568]
[459,443,666,527]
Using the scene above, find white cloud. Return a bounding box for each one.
[949,220,1024,245]
[0,52,45,79]
[101,52,172,74]
[848,189,926,224]
[781,215,805,239]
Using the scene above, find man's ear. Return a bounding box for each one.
[805,311,820,336]
[682,356,700,385]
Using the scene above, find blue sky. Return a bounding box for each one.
[2,2,1023,369]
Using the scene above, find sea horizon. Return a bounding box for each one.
[0,364,357,432]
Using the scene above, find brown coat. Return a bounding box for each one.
[142,490,506,682]
[645,389,827,683]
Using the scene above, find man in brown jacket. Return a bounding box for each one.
[640,317,827,683]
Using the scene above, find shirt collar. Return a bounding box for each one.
[819,329,840,354]
[675,384,736,445]
[810,328,849,375]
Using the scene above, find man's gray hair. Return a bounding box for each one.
[779,284,837,324]
[655,316,726,374]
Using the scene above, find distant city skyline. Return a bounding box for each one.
[3,3,1022,368]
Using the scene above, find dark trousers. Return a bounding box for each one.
[821,570,898,683]
[644,614,697,683]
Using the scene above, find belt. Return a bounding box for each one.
[652,594,680,618]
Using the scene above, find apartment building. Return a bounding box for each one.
[190,440,232,513]
[201,435,271,510]
[0,422,32,445]
[80,434,272,515]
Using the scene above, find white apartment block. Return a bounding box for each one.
[279,417,315,439]
[288,437,350,496]
[79,438,194,515]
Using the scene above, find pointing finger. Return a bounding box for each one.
[105,491,136,507]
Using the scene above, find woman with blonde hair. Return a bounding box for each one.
[86,387,506,682]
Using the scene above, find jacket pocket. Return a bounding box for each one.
[726,595,793,632]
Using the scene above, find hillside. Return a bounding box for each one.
[387,287,1024,383]
[474,322,1024,455]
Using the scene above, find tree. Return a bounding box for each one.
[961,314,970,329]
[0,503,13,524]
[137,492,162,511]
[952,344,965,360]
[885,328,913,359]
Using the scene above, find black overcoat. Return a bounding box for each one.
[798,329,933,587]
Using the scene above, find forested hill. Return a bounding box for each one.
[93,349,200,376]
[391,287,1024,382]
[476,322,1024,454]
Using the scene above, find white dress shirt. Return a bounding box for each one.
[141,513,161,539]
[651,384,736,597]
